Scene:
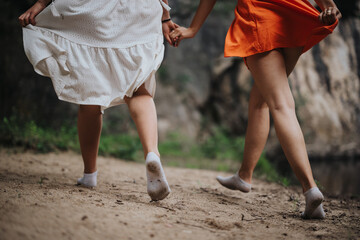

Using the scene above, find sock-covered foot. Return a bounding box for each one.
[146,152,171,201]
[301,187,325,219]
[216,172,251,193]
[77,171,97,188]
[309,203,326,219]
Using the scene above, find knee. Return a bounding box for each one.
[249,95,269,111]
[269,99,295,113]
[251,100,269,111]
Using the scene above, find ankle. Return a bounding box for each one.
[238,170,252,184]
[145,149,160,159]
[84,168,97,174]
[302,180,317,193]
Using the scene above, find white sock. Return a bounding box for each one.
[146,152,171,201]
[216,172,251,193]
[301,187,325,219]
[77,171,97,188]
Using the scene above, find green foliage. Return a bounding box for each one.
[98,134,142,161]
[315,179,325,192]
[0,118,288,184]
[0,117,142,160]
[158,128,288,184]
[200,128,245,160]
[0,116,78,153]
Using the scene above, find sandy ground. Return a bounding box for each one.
[0,150,359,240]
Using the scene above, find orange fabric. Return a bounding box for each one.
[224,0,338,58]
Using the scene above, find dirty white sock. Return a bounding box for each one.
[301,187,325,219]
[146,152,171,201]
[77,171,97,188]
[310,203,326,219]
[216,172,251,193]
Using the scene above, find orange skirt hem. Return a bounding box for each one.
[224,19,338,59]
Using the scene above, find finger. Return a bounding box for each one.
[326,7,335,25]
[336,9,342,19]
[323,9,332,25]
[29,12,36,25]
[18,15,24,27]
[169,31,175,39]
[170,30,180,39]
[329,11,337,25]
[170,22,177,29]
[175,38,182,47]
[24,13,30,26]
[174,23,180,28]
[165,34,172,45]
[326,13,335,25]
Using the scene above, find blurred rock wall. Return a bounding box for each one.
[1,0,359,162]
[159,0,360,160]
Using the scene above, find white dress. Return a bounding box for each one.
[23,0,170,111]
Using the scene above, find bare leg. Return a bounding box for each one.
[238,84,270,183]
[246,49,316,192]
[125,84,170,201]
[125,84,159,158]
[282,47,303,76]
[238,47,303,183]
[77,105,102,174]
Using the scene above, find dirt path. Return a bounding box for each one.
[0,151,359,240]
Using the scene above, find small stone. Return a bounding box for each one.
[81,215,88,221]
[150,234,154,238]
[282,233,288,236]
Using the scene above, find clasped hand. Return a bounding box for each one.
[162,20,195,47]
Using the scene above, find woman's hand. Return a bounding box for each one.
[169,27,196,47]
[162,20,179,46]
[318,6,342,25]
[18,0,49,27]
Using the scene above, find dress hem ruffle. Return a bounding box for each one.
[23,25,164,112]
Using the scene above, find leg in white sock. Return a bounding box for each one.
[216,172,251,193]
[301,187,325,219]
[146,152,171,201]
[125,85,170,201]
[77,171,98,188]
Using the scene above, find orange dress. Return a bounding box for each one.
[224,0,338,58]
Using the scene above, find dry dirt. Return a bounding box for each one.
[0,151,359,240]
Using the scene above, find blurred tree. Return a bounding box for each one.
[0,0,77,128]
